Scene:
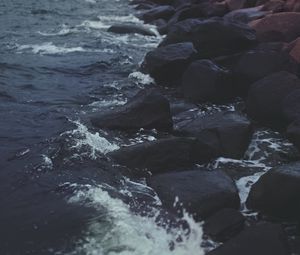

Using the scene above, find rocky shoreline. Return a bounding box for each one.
[98,0,300,254]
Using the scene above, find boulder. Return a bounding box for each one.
[282,89,300,123]
[91,88,173,131]
[225,0,248,11]
[138,5,175,23]
[246,71,300,128]
[285,37,300,64]
[224,6,269,23]
[246,162,300,220]
[141,42,197,86]
[108,137,216,174]
[160,18,256,58]
[147,169,240,220]
[249,12,300,42]
[107,24,156,36]
[176,111,252,159]
[208,223,289,255]
[182,59,233,103]
[287,120,300,150]
[203,208,245,242]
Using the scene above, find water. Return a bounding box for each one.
[0,0,204,254]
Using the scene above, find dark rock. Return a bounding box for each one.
[160,18,256,58]
[176,111,252,159]
[108,137,216,174]
[182,59,233,103]
[250,12,300,42]
[246,71,300,128]
[287,120,300,151]
[282,90,300,123]
[224,6,269,23]
[285,37,300,64]
[139,5,175,23]
[107,24,156,36]
[246,162,300,220]
[147,169,240,220]
[208,223,289,255]
[91,88,173,131]
[203,208,245,242]
[141,42,197,86]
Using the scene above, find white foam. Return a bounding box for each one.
[38,25,77,36]
[129,71,154,86]
[68,185,205,255]
[80,20,110,30]
[89,98,127,109]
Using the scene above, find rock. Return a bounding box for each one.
[208,223,289,255]
[285,37,300,64]
[246,71,300,128]
[91,88,173,131]
[234,49,297,95]
[176,111,252,159]
[160,18,256,58]
[108,137,216,174]
[141,42,197,86]
[287,120,300,150]
[224,6,269,23]
[246,162,300,220]
[107,24,156,36]
[203,208,245,242]
[139,5,175,23]
[284,0,300,12]
[225,0,247,11]
[282,90,300,123]
[147,169,240,220]
[249,12,300,42]
[261,0,285,12]
[182,59,233,103]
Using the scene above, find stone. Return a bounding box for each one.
[107,24,156,36]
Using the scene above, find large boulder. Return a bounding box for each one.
[224,6,269,23]
[203,208,245,242]
[107,24,156,36]
[208,223,289,255]
[108,137,216,175]
[147,169,240,220]
[285,37,300,64]
[141,42,197,86]
[176,111,252,159]
[138,5,175,23]
[91,88,173,131]
[282,89,300,123]
[160,18,256,58]
[246,162,300,220]
[182,59,234,103]
[246,71,300,128]
[287,120,300,150]
[249,12,300,42]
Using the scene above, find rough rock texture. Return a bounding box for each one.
[108,137,216,174]
[141,42,197,86]
[246,162,300,220]
[176,111,252,159]
[91,88,173,131]
[182,59,233,103]
[148,169,240,220]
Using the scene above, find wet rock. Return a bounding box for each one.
[91,88,173,131]
[234,49,297,95]
[224,6,269,23]
[141,42,197,86]
[282,90,300,123]
[147,169,240,220]
[246,161,300,220]
[285,37,300,64]
[182,59,233,103]
[108,137,216,175]
[249,12,300,42]
[107,24,156,36]
[160,18,256,58]
[176,111,252,159]
[287,120,300,150]
[246,71,300,128]
[208,223,289,255]
[203,208,245,242]
[138,5,175,23]
[225,0,248,11]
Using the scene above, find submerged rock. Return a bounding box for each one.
[107,24,156,36]
[160,18,256,58]
[147,169,240,220]
[91,88,173,131]
[141,42,197,86]
[176,111,252,159]
[208,223,289,255]
[246,161,300,220]
[108,137,216,174]
[182,59,233,103]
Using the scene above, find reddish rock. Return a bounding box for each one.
[249,12,300,42]
[226,0,247,11]
[285,37,300,63]
[285,0,300,12]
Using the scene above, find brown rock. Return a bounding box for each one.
[249,12,300,42]
[285,37,300,63]
[226,0,247,11]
